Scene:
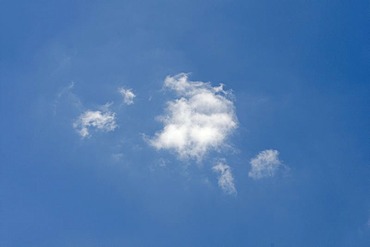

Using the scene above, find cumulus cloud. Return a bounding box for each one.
[149,73,238,160]
[73,109,117,138]
[119,88,136,105]
[249,149,282,179]
[212,162,237,195]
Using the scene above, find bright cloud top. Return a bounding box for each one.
[73,110,117,138]
[119,88,136,105]
[249,149,282,179]
[212,162,237,195]
[149,73,238,160]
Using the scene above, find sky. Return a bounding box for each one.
[0,0,369,246]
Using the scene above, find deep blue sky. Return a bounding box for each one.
[1,1,369,246]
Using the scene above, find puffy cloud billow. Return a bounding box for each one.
[249,149,282,179]
[73,109,117,138]
[149,73,238,160]
[212,162,237,195]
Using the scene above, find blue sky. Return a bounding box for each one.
[1,0,369,246]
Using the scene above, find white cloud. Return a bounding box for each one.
[119,88,136,105]
[73,109,117,138]
[212,162,237,195]
[149,73,238,160]
[249,149,282,179]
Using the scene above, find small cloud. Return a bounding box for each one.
[149,73,238,161]
[158,158,167,167]
[58,81,75,98]
[249,149,282,179]
[73,108,117,138]
[118,87,136,105]
[212,162,237,195]
[53,81,83,114]
[149,158,169,172]
[111,153,124,162]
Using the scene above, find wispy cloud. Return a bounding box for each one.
[118,88,136,105]
[73,108,117,138]
[212,162,237,195]
[249,149,282,179]
[53,81,83,114]
[149,73,238,160]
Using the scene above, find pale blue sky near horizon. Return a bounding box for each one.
[1,0,369,246]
